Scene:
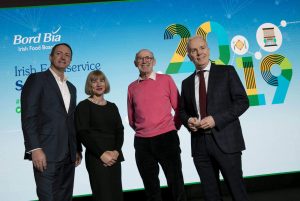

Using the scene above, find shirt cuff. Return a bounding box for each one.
[27,148,42,154]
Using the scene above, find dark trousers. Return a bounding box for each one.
[134,130,186,201]
[33,156,75,201]
[192,133,249,201]
[85,152,123,201]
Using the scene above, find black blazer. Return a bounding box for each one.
[180,63,249,154]
[21,69,80,162]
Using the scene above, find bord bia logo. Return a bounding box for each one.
[13,26,62,45]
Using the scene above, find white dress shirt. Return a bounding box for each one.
[49,67,71,113]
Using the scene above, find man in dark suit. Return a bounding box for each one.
[180,36,249,201]
[21,43,82,201]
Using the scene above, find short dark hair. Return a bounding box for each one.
[50,43,73,59]
[85,70,110,95]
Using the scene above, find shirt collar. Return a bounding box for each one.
[49,67,68,82]
[138,71,156,82]
[196,60,211,73]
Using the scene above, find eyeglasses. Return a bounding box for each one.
[136,56,154,62]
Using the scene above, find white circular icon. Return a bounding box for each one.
[231,35,249,55]
[254,51,262,60]
[256,23,282,52]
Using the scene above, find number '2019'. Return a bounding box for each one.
[164,21,293,106]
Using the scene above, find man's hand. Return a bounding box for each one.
[188,117,198,132]
[75,152,82,167]
[199,116,215,129]
[31,149,47,172]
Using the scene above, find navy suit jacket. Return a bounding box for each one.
[180,63,249,155]
[21,69,80,162]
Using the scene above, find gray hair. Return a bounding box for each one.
[135,49,155,61]
[187,35,207,52]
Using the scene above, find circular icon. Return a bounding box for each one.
[280,20,287,27]
[231,35,249,55]
[254,51,262,60]
[256,23,282,52]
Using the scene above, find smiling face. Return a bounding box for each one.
[85,70,110,96]
[91,77,106,96]
[187,36,210,70]
[49,44,72,72]
[134,49,156,78]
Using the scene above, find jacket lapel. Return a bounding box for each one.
[207,63,217,103]
[67,81,75,114]
[189,71,198,117]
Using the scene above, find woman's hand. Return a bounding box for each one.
[100,151,117,167]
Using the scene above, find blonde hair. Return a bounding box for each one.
[85,70,110,95]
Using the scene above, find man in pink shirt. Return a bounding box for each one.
[127,49,186,201]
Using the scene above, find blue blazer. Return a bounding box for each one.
[21,69,80,162]
[180,63,249,154]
